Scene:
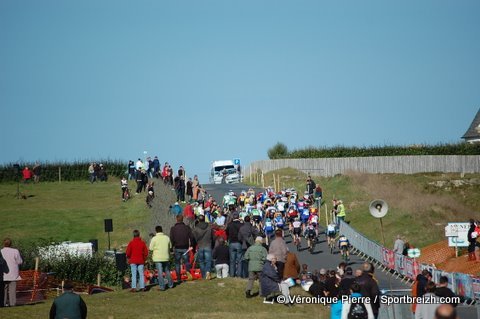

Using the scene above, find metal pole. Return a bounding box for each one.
[380,217,396,319]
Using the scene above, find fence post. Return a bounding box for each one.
[58,167,61,183]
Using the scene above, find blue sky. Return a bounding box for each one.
[1,0,479,181]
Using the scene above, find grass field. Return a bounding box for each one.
[250,168,480,248]
[0,179,150,251]
[3,278,329,319]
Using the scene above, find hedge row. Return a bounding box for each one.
[268,143,480,159]
[18,239,121,287]
[0,160,128,183]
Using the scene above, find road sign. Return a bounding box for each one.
[445,223,469,247]
[407,248,421,258]
[233,158,240,165]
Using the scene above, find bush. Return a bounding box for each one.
[17,240,121,287]
[267,142,289,159]
[267,142,480,159]
[0,160,127,183]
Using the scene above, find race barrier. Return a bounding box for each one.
[339,221,480,302]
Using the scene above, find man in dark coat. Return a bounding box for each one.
[355,262,380,318]
[49,281,87,319]
[170,215,195,284]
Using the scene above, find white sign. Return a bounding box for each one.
[444,222,470,247]
[408,248,421,258]
[38,242,93,260]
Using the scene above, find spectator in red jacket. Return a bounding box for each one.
[22,166,33,183]
[126,230,149,292]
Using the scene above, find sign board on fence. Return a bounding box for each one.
[445,222,470,247]
[408,248,421,258]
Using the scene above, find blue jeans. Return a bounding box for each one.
[229,242,243,277]
[155,261,173,290]
[241,249,249,278]
[197,248,212,278]
[174,249,191,282]
[130,264,145,289]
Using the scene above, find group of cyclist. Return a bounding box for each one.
[219,184,350,260]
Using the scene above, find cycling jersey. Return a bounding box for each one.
[306,226,316,238]
[292,221,302,229]
[264,219,274,233]
[327,224,336,234]
[309,215,319,224]
[338,237,349,247]
[300,208,310,221]
[274,216,284,228]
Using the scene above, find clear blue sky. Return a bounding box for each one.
[1,0,479,181]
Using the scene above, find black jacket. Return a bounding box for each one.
[170,222,195,249]
[356,273,380,314]
[213,245,230,265]
[226,220,242,243]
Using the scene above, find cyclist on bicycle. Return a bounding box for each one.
[273,211,285,230]
[338,234,350,260]
[121,176,129,201]
[263,213,275,244]
[308,208,319,237]
[291,217,302,249]
[305,223,317,251]
[326,222,337,246]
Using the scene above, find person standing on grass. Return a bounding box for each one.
[393,235,405,255]
[32,162,41,183]
[170,215,195,285]
[226,212,243,277]
[244,236,267,298]
[186,178,193,202]
[49,281,87,319]
[0,249,8,307]
[126,230,149,292]
[149,226,174,291]
[1,238,22,307]
[268,229,288,278]
[192,215,214,279]
[22,166,33,183]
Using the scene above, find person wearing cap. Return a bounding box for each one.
[49,281,87,319]
[244,236,268,298]
[226,211,243,277]
[170,202,183,216]
[193,215,214,279]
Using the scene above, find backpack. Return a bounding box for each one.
[348,302,368,319]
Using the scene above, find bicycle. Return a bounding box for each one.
[340,245,349,262]
[328,236,335,254]
[307,234,316,253]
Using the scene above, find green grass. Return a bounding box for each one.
[250,168,480,248]
[0,179,150,251]
[4,278,329,319]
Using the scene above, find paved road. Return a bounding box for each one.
[204,183,480,318]
[204,183,410,292]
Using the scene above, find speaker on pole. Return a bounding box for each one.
[104,219,113,232]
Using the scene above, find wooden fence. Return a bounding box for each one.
[245,155,480,177]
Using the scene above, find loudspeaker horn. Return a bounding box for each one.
[369,199,388,218]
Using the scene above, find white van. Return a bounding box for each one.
[210,160,241,184]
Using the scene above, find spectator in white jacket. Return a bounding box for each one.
[415,282,442,319]
[1,238,23,307]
